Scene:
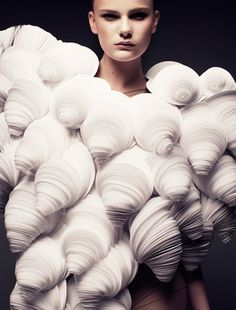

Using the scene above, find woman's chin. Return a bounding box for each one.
[110,51,142,62]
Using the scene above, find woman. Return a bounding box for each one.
[88,1,211,309]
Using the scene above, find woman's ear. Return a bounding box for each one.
[152,10,160,34]
[88,11,98,34]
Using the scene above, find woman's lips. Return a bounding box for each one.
[115,42,135,47]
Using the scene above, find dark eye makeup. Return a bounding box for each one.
[130,12,148,20]
[101,11,149,21]
[101,13,119,21]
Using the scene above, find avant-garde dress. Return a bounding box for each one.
[0,25,236,310]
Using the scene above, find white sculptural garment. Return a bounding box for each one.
[0,25,236,310]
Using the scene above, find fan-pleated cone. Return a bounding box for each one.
[131,93,182,155]
[130,197,182,282]
[0,140,20,213]
[206,90,236,157]
[66,278,131,310]
[0,27,20,106]
[5,176,64,253]
[170,183,203,240]
[98,300,127,310]
[146,145,192,201]
[81,92,134,166]
[10,283,34,310]
[114,289,132,310]
[10,280,67,310]
[181,222,213,271]
[10,283,30,310]
[200,67,235,96]
[146,63,203,106]
[53,75,111,129]
[180,103,227,175]
[14,115,70,172]
[0,89,7,112]
[201,194,236,243]
[35,139,95,216]
[0,46,41,96]
[66,277,82,310]
[13,25,59,53]
[38,42,99,83]
[193,154,236,207]
[15,235,67,299]
[32,280,67,310]
[4,78,50,136]
[0,26,21,54]
[63,191,115,275]
[74,235,138,309]
[96,146,153,228]
[0,112,10,147]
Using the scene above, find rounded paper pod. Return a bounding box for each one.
[206,90,236,158]
[0,112,10,147]
[4,176,64,253]
[0,140,20,213]
[10,280,67,310]
[181,221,213,271]
[62,191,115,275]
[200,67,235,97]
[80,91,134,166]
[131,93,182,155]
[38,42,99,83]
[35,139,95,216]
[130,196,182,282]
[74,235,138,309]
[53,75,111,129]
[170,183,203,240]
[193,154,236,207]
[15,227,68,300]
[145,61,179,80]
[0,46,41,98]
[13,25,59,53]
[180,103,227,175]
[146,145,192,201]
[201,194,236,244]
[146,62,203,106]
[14,115,70,172]
[96,146,153,229]
[4,78,50,136]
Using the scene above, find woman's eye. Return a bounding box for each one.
[102,14,118,21]
[131,13,148,20]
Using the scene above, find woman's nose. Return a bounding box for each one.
[119,17,133,39]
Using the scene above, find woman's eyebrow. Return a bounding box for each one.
[99,9,119,14]
[99,7,150,14]
[129,7,151,13]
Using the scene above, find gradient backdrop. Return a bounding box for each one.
[0,1,236,309]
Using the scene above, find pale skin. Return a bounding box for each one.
[88,1,211,309]
[88,0,159,95]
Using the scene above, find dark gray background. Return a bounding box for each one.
[0,1,236,309]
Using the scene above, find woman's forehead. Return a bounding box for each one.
[93,0,154,11]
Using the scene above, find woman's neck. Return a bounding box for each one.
[96,54,147,95]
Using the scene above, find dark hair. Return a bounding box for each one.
[90,0,158,11]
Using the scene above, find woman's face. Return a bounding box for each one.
[88,0,159,62]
